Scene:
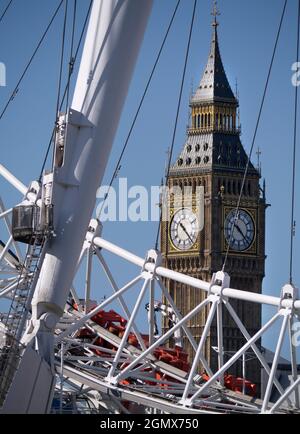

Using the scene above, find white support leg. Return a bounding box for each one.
[261,311,289,413]
[0,208,12,220]
[158,277,213,377]
[217,300,224,386]
[0,196,22,261]
[242,352,246,396]
[70,286,83,313]
[210,270,230,388]
[187,312,282,406]
[0,235,13,264]
[224,299,289,400]
[59,342,64,414]
[113,298,211,384]
[76,246,88,275]
[270,375,300,413]
[105,279,150,383]
[149,279,155,346]
[0,164,27,196]
[0,278,25,298]
[95,250,147,351]
[84,248,93,315]
[288,316,300,408]
[56,275,142,343]
[180,298,218,405]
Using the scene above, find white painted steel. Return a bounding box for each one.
[188,312,282,405]
[1,0,153,414]
[180,299,218,404]
[30,0,153,336]
[96,250,147,351]
[224,299,288,399]
[0,164,27,196]
[261,311,289,413]
[1,0,299,414]
[92,236,300,310]
[56,275,142,342]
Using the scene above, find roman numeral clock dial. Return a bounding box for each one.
[170,208,198,251]
[224,209,255,252]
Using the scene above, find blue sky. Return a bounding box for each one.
[0,0,299,360]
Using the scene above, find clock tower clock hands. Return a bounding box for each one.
[179,221,194,244]
[224,209,255,252]
[234,221,247,242]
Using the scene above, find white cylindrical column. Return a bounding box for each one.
[32,0,153,321]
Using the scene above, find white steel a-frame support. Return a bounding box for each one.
[49,231,300,414]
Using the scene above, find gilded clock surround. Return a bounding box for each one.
[168,203,200,255]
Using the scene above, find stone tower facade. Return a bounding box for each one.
[161,11,266,389]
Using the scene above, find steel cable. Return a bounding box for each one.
[0,0,64,121]
[0,0,13,24]
[154,0,197,250]
[222,0,288,271]
[289,0,300,284]
[96,0,182,222]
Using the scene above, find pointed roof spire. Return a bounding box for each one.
[211,0,220,28]
[191,1,237,104]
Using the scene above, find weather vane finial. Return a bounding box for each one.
[211,0,220,27]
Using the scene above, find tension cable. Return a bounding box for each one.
[222,0,288,272]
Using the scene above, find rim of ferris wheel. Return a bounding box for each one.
[92,235,300,311]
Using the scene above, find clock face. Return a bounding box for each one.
[170,208,198,251]
[224,209,255,252]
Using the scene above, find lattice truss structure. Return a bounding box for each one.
[0,0,300,415]
[0,174,300,415]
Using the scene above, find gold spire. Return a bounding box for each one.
[211,0,220,27]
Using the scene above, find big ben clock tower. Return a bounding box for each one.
[161,6,266,388]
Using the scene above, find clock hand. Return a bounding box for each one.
[234,222,247,241]
[179,222,194,244]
